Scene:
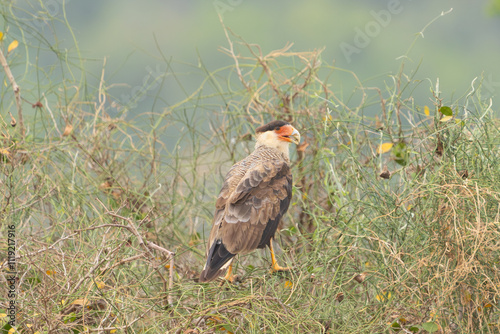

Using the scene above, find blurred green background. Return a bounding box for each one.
[71,0,500,100]
[4,0,500,116]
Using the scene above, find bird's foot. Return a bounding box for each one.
[269,239,291,275]
[220,274,239,285]
[270,263,291,274]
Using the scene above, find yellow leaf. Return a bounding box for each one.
[376,291,392,302]
[0,148,10,157]
[0,32,3,40]
[284,280,293,289]
[46,270,56,275]
[376,142,394,154]
[110,330,117,334]
[440,115,453,122]
[207,316,222,325]
[8,328,15,334]
[424,105,430,116]
[26,324,32,328]
[484,303,493,308]
[8,40,19,53]
[62,124,73,136]
[95,280,105,289]
[0,313,6,319]
[61,299,66,305]
[71,298,89,306]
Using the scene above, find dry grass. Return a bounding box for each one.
[1,5,499,334]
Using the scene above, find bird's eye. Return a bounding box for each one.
[275,127,281,131]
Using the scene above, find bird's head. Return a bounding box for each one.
[255,120,300,155]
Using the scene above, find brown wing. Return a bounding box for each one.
[199,159,292,282]
[221,160,292,253]
[199,162,244,282]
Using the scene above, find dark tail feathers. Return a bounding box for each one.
[199,240,235,282]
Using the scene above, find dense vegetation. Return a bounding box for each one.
[1,4,499,334]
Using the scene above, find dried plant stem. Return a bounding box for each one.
[87,305,155,332]
[0,47,24,138]
[10,233,77,261]
[93,197,176,306]
[218,14,251,95]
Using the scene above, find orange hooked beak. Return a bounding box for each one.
[276,125,300,145]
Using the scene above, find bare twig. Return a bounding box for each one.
[70,235,109,294]
[8,233,77,261]
[74,223,134,232]
[0,47,24,138]
[218,14,251,94]
[146,240,174,256]
[96,198,154,257]
[43,94,62,137]
[87,305,155,332]
[94,197,176,306]
[168,255,175,306]
[101,253,146,274]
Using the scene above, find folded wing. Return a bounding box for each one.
[199,159,292,282]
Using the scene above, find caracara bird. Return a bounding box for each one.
[199,120,300,283]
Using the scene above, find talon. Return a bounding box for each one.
[270,263,291,274]
[220,263,239,284]
[269,238,290,274]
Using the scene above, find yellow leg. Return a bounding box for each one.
[222,262,237,283]
[269,238,290,273]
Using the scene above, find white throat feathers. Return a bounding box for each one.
[254,131,291,160]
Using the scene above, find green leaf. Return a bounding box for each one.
[455,118,465,127]
[439,106,453,116]
[391,321,401,329]
[282,226,298,236]
[393,142,409,166]
[2,322,13,333]
[422,321,439,333]
[26,276,42,285]
[219,323,235,333]
[63,312,78,324]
